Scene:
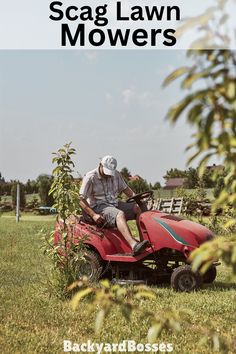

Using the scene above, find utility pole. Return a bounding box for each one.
[16,183,20,223]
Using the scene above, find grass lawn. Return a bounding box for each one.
[0,216,235,354]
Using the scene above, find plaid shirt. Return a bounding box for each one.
[79,167,127,208]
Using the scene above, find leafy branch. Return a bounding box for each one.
[190,236,236,275]
[163,49,236,213]
[69,279,182,338]
[69,279,231,351]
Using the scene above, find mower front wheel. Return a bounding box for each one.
[171,265,202,292]
[203,266,217,283]
[78,250,103,282]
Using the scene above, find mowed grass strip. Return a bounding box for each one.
[0,217,235,354]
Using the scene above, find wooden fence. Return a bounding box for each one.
[154,197,184,215]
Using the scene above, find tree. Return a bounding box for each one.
[24,179,38,194]
[128,178,150,194]
[201,169,215,189]
[0,172,5,183]
[163,168,187,180]
[164,167,200,188]
[185,167,200,189]
[120,167,131,183]
[11,182,26,209]
[0,173,6,196]
[163,49,236,211]
[153,181,161,190]
[37,174,54,206]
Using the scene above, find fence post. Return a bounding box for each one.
[16,183,20,223]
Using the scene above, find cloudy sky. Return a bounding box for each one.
[0,50,217,185]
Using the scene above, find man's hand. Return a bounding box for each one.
[92,213,105,225]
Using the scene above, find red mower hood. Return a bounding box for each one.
[139,211,214,251]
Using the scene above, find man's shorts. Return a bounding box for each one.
[93,201,136,227]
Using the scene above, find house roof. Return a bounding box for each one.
[165,178,186,187]
[128,175,142,181]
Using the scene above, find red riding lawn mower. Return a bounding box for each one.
[54,191,219,292]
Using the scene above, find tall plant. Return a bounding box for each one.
[43,143,85,297]
[49,142,80,220]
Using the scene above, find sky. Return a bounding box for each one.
[0,50,218,185]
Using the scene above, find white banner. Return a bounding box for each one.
[0,0,235,49]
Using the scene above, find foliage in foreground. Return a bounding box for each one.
[190,236,236,276]
[68,231,236,351]
[70,277,232,352]
[164,49,236,216]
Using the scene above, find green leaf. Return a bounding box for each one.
[226,80,235,100]
[95,309,105,334]
[169,318,181,332]
[213,190,229,210]
[182,71,209,89]
[71,288,93,310]
[200,260,213,274]
[147,324,162,343]
[166,95,194,123]
[100,279,110,289]
[187,104,203,124]
[230,247,236,264]
[212,334,220,352]
[191,252,205,272]
[198,153,214,177]
[187,150,201,165]
[225,219,236,229]
[120,304,132,321]
[162,67,190,87]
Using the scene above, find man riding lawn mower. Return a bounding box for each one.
[79,155,150,257]
[54,155,219,292]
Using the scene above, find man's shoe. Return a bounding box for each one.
[132,240,150,257]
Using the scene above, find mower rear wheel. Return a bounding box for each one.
[203,266,217,283]
[78,250,103,282]
[171,265,202,292]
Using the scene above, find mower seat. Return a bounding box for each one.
[79,212,116,230]
[79,213,97,225]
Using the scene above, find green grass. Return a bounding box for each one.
[0,217,235,354]
[1,193,39,203]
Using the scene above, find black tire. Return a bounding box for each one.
[203,266,217,284]
[78,250,103,282]
[171,265,203,292]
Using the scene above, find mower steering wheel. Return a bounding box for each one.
[126,190,153,204]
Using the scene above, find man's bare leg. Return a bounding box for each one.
[116,211,137,249]
[133,204,142,236]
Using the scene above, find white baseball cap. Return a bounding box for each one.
[100,155,117,176]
